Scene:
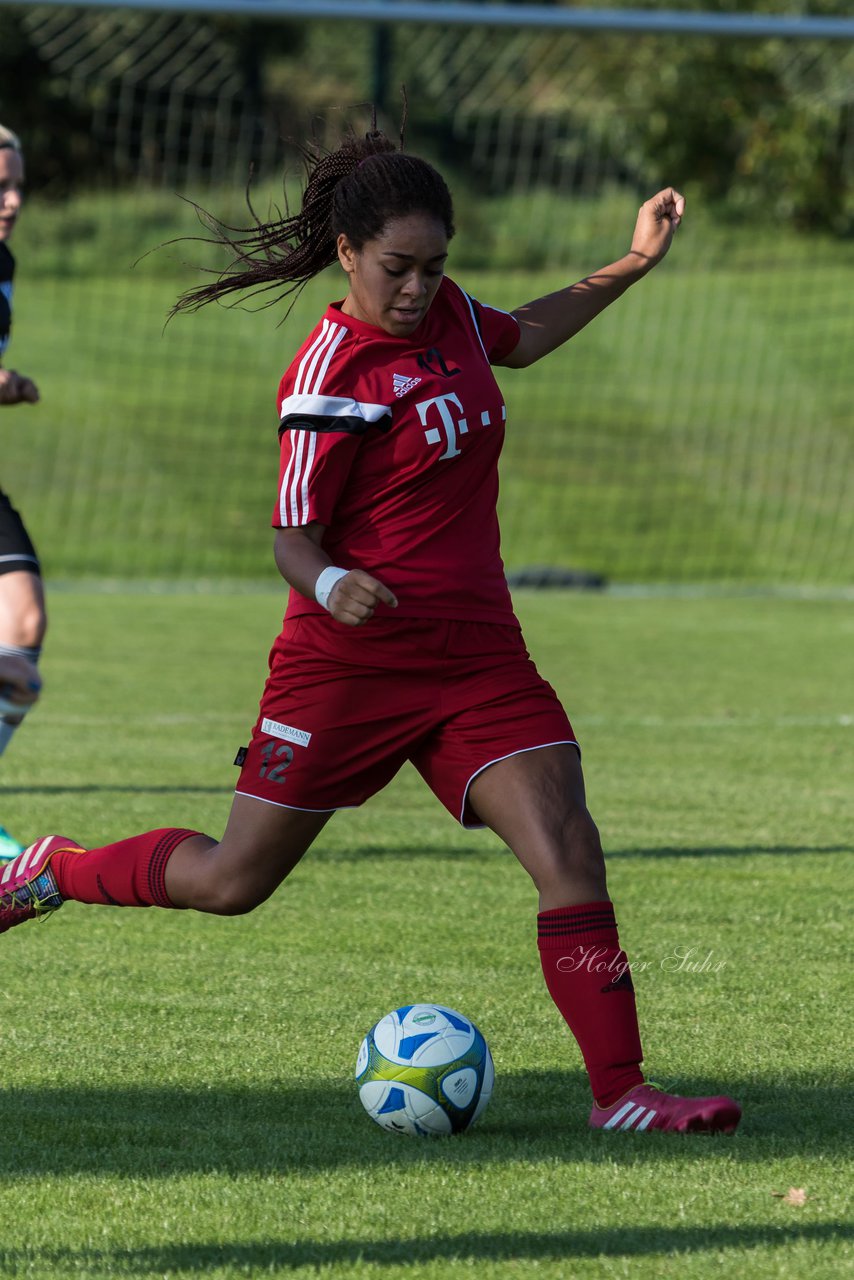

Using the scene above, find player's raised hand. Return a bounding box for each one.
[630,188,686,270]
[327,569,398,626]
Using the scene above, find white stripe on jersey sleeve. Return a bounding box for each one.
[278,435,298,526]
[277,315,389,527]
[278,429,320,527]
[294,319,339,395]
[297,318,348,395]
[310,323,347,393]
[278,392,391,423]
[287,430,307,525]
[298,429,317,524]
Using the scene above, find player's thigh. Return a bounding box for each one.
[219,791,333,874]
[166,793,334,913]
[0,571,46,645]
[469,742,588,838]
[469,743,605,890]
[0,494,42,616]
[0,494,40,581]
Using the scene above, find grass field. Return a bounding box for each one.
[0,588,851,1278]
[6,188,853,584]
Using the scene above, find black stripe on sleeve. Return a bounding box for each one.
[279,411,393,439]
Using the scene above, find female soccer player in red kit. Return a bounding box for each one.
[1,128,740,1134]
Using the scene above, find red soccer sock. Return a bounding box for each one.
[537,900,645,1108]
[51,828,201,909]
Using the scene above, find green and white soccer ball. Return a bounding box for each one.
[355,1003,494,1136]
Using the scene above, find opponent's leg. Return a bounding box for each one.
[469,745,740,1133]
[0,568,46,857]
[0,795,333,932]
[0,569,46,657]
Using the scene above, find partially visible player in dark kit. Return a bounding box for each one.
[0,124,45,859]
[2,121,740,1135]
[0,651,40,717]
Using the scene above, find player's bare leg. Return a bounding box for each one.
[0,570,46,652]
[0,570,47,856]
[468,742,741,1133]
[0,797,333,932]
[468,743,606,909]
[162,794,334,913]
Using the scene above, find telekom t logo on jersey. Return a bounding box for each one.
[416,392,467,460]
[416,392,504,460]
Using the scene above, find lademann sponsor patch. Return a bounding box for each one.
[261,718,312,748]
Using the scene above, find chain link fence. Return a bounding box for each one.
[3,6,853,583]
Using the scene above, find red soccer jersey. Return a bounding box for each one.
[273,275,521,624]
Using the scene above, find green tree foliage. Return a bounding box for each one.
[609,31,854,234]
[1,4,852,234]
[0,8,306,195]
[384,3,854,236]
[0,10,95,193]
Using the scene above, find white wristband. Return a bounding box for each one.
[315,566,349,611]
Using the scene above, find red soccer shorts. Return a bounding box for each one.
[235,615,578,827]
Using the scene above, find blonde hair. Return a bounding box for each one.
[0,125,22,153]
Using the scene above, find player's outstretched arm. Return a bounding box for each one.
[500,188,685,369]
[0,367,40,404]
[274,526,397,627]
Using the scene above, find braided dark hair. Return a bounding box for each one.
[171,129,455,317]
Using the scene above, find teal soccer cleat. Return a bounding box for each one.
[0,824,25,861]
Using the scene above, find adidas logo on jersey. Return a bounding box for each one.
[393,372,422,398]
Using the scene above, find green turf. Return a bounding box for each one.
[0,589,851,1278]
[6,188,853,583]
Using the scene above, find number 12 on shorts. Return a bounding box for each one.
[258,739,294,784]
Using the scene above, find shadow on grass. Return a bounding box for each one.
[315,842,852,861]
[607,843,852,859]
[1,1222,850,1273]
[0,1070,848,1177]
[1,795,848,859]
[3,785,230,796]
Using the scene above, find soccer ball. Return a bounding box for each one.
[355,1003,494,1136]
